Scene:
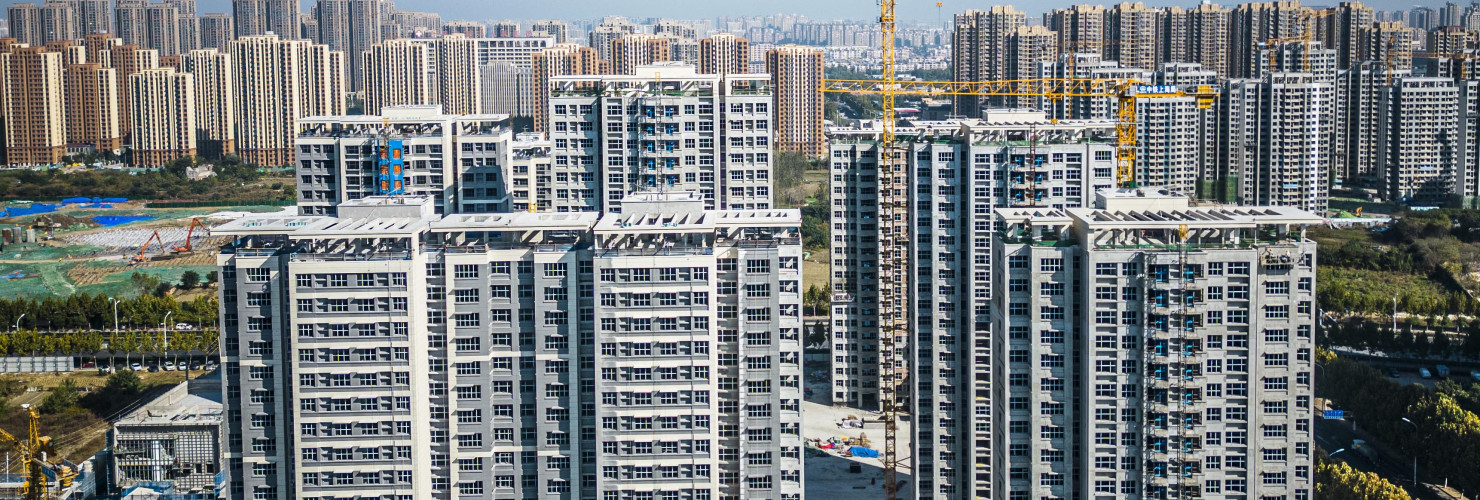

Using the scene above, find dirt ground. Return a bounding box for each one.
[0,369,207,464]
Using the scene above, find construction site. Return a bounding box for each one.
[0,201,289,299]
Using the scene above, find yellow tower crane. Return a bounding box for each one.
[822,5,1217,499]
[0,404,77,500]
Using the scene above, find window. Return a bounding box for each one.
[1039,258,1064,272]
[454,265,479,278]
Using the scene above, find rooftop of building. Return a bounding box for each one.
[595,191,800,234]
[298,105,512,134]
[550,62,769,84]
[433,211,600,231]
[114,371,222,428]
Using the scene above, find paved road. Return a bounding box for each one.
[1315,418,1412,482]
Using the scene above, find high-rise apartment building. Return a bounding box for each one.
[8,3,44,46]
[114,0,147,46]
[1360,21,1418,72]
[488,19,519,37]
[699,33,748,75]
[314,0,380,91]
[529,20,568,43]
[40,1,78,44]
[1186,2,1230,78]
[214,189,803,500]
[1046,4,1107,58]
[171,0,199,52]
[1221,72,1333,212]
[1320,2,1375,70]
[481,61,532,117]
[63,62,123,152]
[431,35,481,115]
[1428,26,1477,56]
[1228,1,1311,79]
[530,20,567,43]
[1005,25,1058,108]
[1381,77,1462,204]
[76,0,111,37]
[765,45,824,158]
[128,67,196,166]
[531,43,605,133]
[1333,66,1407,187]
[549,63,774,213]
[992,189,1318,500]
[587,17,637,62]
[232,0,298,39]
[199,13,233,50]
[443,20,485,38]
[609,34,672,75]
[952,6,1025,115]
[83,32,121,66]
[469,37,554,67]
[363,38,433,115]
[229,33,344,166]
[293,106,511,215]
[182,48,235,157]
[110,43,160,136]
[1,47,66,166]
[144,2,181,55]
[828,113,1124,499]
[1108,1,1160,70]
[1158,6,1190,66]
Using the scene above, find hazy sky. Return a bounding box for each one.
[0,0,1460,25]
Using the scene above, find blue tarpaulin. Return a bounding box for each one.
[0,203,60,218]
[91,215,154,227]
[102,197,129,203]
[61,197,91,204]
[848,446,879,458]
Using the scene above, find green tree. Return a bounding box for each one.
[39,379,80,414]
[180,270,201,289]
[129,272,161,297]
[1315,452,1411,500]
[205,270,218,284]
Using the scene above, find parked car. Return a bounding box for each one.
[1420,367,1433,379]
[129,362,142,371]
[162,361,176,371]
[1437,365,1451,378]
[175,323,193,330]
[1388,367,1401,378]
[1471,369,1480,382]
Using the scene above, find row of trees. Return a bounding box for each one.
[1318,351,1480,494]
[1321,320,1480,358]
[0,329,218,357]
[0,292,217,332]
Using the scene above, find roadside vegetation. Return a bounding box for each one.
[1318,350,1480,494]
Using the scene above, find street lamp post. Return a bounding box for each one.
[108,297,120,333]
[1401,417,1419,486]
[11,314,24,332]
[1393,295,1399,334]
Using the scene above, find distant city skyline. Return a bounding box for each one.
[0,0,1460,26]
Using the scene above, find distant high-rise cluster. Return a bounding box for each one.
[949,0,1480,208]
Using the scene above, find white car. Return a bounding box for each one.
[175,323,193,330]
[129,362,142,371]
[162,362,176,371]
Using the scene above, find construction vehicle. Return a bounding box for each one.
[0,404,78,500]
[129,230,165,265]
[171,217,206,253]
[29,216,57,241]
